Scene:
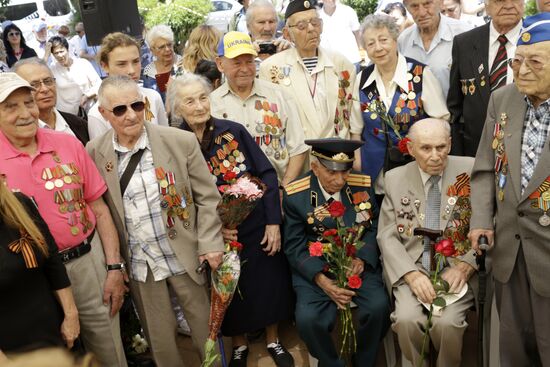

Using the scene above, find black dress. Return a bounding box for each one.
[0,194,71,352]
[180,117,294,336]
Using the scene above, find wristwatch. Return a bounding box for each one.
[106,263,126,271]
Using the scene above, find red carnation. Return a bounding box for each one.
[398,137,411,155]
[435,238,455,257]
[345,244,356,257]
[347,275,362,289]
[229,241,243,252]
[309,241,324,257]
[373,127,380,136]
[334,236,343,247]
[323,229,338,237]
[223,171,237,182]
[327,200,346,218]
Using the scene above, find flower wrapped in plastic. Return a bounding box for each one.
[216,174,266,229]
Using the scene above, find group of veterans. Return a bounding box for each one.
[0,0,549,366]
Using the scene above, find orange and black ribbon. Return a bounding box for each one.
[8,230,38,269]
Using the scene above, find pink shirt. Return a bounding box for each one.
[0,128,107,251]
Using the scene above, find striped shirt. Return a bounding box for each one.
[302,57,318,73]
[114,129,185,282]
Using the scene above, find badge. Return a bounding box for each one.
[45,181,55,190]
[448,197,457,206]
[168,228,177,239]
[542,191,550,201]
[71,226,79,236]
[413,75,421,83]
[414,199,421,209]
[304,0,310,8]
[401,196,410,205]
[480,75,486,87]
[539,213,550,227]
[395,106,402,113]
[419,213,425,220]
[478,64,484,74]
[105,161,114,172]
[54,179,64,188]
[397,224,405,233]
[468,79,476,95]
[521,32,531,43]
[408,91,416,100]
[407,72,413,81]
[63,176,72,184]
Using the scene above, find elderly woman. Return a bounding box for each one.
[142,25,181,100]
[0,179,79,356]
[49,36,101,116]
[177,25,221,74]
[2,23,38,67]
[350,14,449,191]
[168,74,294,367]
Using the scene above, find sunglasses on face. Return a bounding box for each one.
[106,101,145,117]
[8,32,21,37]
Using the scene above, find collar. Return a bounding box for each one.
[525,96,550,111]
[489,20,522,46]
[418,167,443,188]
[362,53,410,91]
[38,110,70,131]
[113,127,150,154]
[412,14,454,48]
[218,80,267,100]
[317,177,342,201]
[294,47,335,73]
[0,126,54,159]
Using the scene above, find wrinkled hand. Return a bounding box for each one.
[261,224,281,256]
[273,38,291,52]
[199,251,224,272]
[60,312,80,348]
[404,271,436,304]
[468,228,494,253]
[315,273,355,309]
[103,270,128,317]
[222,227,238,242]
[348,258,364,277]
[441,262,474,293]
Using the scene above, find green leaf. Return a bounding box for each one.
[433,297,446,308]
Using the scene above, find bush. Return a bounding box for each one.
[342,0,378,22]
[524,0,538,16]
[143,0,212,46]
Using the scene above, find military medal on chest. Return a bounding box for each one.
[155,167,192,238]
[210,132,246,177]
[254,100,287,161]
[529,176,550,227]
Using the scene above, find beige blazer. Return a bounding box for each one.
[471,84,550,297]
[378,156,477,287]
[258,47,355,139]
[86,123,225,285]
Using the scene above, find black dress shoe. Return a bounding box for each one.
[267,341,294,367]
[229,345,249,367]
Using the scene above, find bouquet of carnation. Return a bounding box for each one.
[216,172,266,229]
[202,241,242,367]
[308,200,369,360]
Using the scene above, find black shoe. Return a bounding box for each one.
[229,345,249,367]
[267,341,294,367]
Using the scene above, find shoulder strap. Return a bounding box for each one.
[120,149,145,195]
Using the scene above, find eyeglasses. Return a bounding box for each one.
[8,32,20,37]
[29,77,56,89]
[154,42,173,51]
[106,101,145,117]
[507,56,545,72]
[288,17,323,31]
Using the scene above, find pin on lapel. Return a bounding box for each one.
[478,64,484,74]
[105,161,114,172]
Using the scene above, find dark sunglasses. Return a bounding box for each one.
[106,101,145,117]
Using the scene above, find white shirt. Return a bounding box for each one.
[51,57,101,115]
[398,15,473,98]
[319,3,361,64]
[68,35,83,59]
[38,110,77,139]
[488,20,522,85]
[87,85,169,140]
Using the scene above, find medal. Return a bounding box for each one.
[539,213,550,227]
[492,138,499,150]
[408,91,416,100]
[395,106,402,113]
[168,228,177,239]
[448,197,457,206]
[407,72,413,81]
[461,80,467,95]
[480,75,486,87]
[498,190,504,201]
[45,181,55,190]
[71,226,79,235]
[413,75,420,83]
[468,79,476,95]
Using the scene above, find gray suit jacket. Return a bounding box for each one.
[86,123,225,285]
[378,156,477,287]
[471,84,550,297]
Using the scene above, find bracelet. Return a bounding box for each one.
[106,263,125,271]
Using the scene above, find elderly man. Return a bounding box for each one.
[211,31,308,186]
[448,0,524,157]
[469,14,550,366]
[283,138,390,367]
[259,0,356,140]
[398,0,472,98]
[378,118,477,366]
[27,20,51,62]
[86,75,225,367]
[537,0,550,11]
[246,0,291,62]
[69,22,84,59]
[13,58,90,145]
[0,72,127,367]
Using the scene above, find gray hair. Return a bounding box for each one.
[407,118,451,141]
[11,57,52,75]
[246,0,277,27]
[359,14,401,44]
[98,75,141,107]
[166,73,213,120]
[146,24,174,47]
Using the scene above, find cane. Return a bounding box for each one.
[414,227,443,367]
[476,235,489,367]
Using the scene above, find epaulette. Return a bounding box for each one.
[285,176,310,195]
[346,173,371,187]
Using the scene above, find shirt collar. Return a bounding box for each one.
[113,127,150,154]
[38,110,71,132]
[489,20,522,45]
[412,14,453,48]
[219,80,266,100]
[295,47,335,73]
[317,177,342,201]
[418,167,442,188]
[362,53,409,91]
[0,125,54,159]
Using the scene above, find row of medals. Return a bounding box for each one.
[368,90,419,122]
[157,170,191,239]
[492,114,508,203]
[271,65,291,86]
[211,149,246,177]
[42,162,92,236]
[255,126,288,161]
[460,76,487,96]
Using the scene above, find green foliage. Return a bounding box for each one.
[142,0,212,46]
[525,0,538,16]
[342,0,378,22]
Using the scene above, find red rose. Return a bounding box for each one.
[341,70,350,80]
[347,275,362,289]
[322,264,330,273]
[435,238,455,257]
[327,200,346,218]
[223,171,237,182]
[398,137,411,155]
[309,241,324,257]
[373,127,380,136]
[323,229,338,237]
[229,241,243,252]
[345,244,356,257]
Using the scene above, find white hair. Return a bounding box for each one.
[246,0,277,26]
[98,75,141,108]
[146,24,174,47]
